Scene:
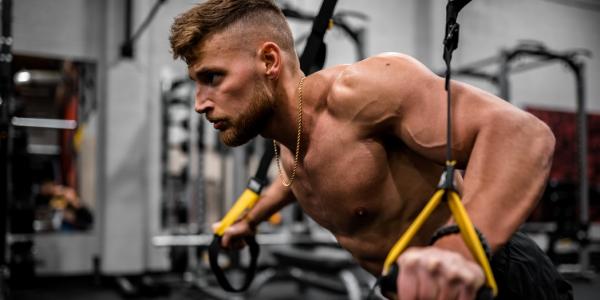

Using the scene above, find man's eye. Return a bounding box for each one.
[201,72,223,86]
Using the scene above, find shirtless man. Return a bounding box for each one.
[170,1,572,299]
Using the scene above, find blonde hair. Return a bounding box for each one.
[170,0,295,65]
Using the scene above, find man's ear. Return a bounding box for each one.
[258,42,281,80]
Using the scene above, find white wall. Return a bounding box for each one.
[429,0,600,112]
[288,0,600,112]
[285,0,423,66]
[99,0,175,273]
[13,0,103,60]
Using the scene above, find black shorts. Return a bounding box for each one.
[491,231,573,300]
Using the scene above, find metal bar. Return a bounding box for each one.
[508,57,555,75]
[573,62,588,226]
[152,232,337,247]
[11,117,77,130]
[14,70,62,85]
[124,0,132,41]
[451,69,498,83]
[451,55,502,73]
[120,0,133,57]
[505,47,575,66]
[0,0,14,277]
[498,51,511,101]
[27,144,61,155]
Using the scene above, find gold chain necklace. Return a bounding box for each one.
[273,76,305,187]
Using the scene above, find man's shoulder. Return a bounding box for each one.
[350,52,421,72]
[329,53,419,95]
[329,52,424,93]
[320,53,425,129]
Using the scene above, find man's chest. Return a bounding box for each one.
[279,118,399,233]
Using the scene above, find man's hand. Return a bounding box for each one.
[396,247,485,300]
[212,219,256,250]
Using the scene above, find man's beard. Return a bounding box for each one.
[220,82,274,146]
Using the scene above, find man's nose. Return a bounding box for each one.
[195,99,209,114]
[195,89,212,114]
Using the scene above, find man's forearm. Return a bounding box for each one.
[434,112,554,262]
[246,182,296,228]
[458,112,555,252]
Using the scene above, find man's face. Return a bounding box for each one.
[189,32,275,146]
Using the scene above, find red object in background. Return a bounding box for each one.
[61,95,78,189]
[526,107,600,222]
[526,107,600,186]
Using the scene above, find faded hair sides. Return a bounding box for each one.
[169,0,294,65]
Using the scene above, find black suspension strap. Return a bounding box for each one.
[372,1,498,299]
[208,0,339,292]
[298,0,338,74]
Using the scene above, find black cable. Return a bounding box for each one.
[445,56,453,163]
[544,0,600,11]
[281,2,371,68]
[442,0,471,167]
[130,0,166,42]
[124,0,132,44]
[121,0,167,58]
[441,20,460,188]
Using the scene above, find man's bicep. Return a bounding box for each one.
[389,65,462,166]
[394,78,527,168]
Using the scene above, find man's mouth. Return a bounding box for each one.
[213,120,226,130]
[208,118,227,130]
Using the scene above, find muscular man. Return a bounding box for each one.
[170,1,572,299]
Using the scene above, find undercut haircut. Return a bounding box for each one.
[170,0,295,65]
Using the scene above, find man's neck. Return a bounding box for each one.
[262,72,310,151]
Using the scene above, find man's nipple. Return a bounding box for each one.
[354,207,368,218]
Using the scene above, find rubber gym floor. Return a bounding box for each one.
[8,273,600,300]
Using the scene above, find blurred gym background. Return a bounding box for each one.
[1,0,599,299]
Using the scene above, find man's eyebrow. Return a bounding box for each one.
[189,67,224,81]
[188,68,204,81]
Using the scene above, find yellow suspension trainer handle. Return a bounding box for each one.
[208,178,263,292]
[378,165,498,299]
